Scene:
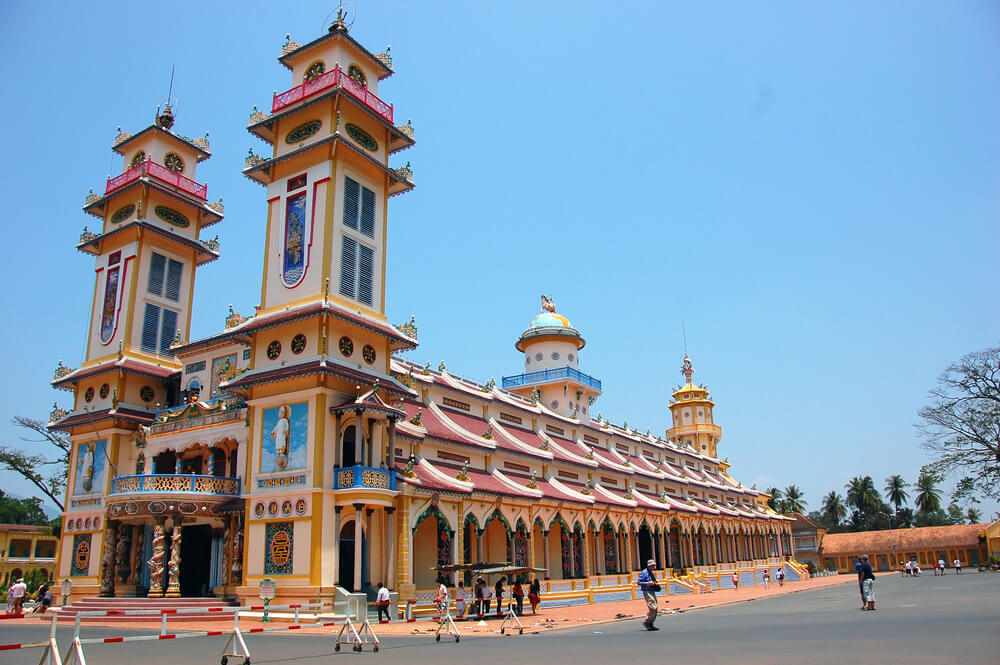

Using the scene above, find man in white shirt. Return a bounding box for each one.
[8,578,27,615]
[953,558,962,575]
[375,582,391,623]
[937,558,946,575]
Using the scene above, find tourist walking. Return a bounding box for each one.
[494,576,506,617]
[475,578,485,616]
[761,570,770,589]
[637,559,661,631]
[953,558,962,574]
[528,575,541,614]
[33,585,52,614]
[482,578,493,615]
[512,578,524,616]
[375,582,391,623]
[776,567,785,587]
[434,578,449,618]
[7,578,26,615]
[731,571,739,590]
[455,581,467,618]
[858,554,876,611]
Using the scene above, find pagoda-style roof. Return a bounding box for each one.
[330,386,406,420]
[278,23,393,80]
[49,403,156,431]
[222,355,414,398]
[52,357,178,391]
[77,220,220,265]
[112,124,211,162]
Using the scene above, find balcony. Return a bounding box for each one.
[104,158,208,201]
[501,366,602,391]
[149,395,246,435]
[272,65,393,124]
[109,474,241,497]
[333,465,396,491]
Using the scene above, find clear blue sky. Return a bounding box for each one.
[1,1,997,518]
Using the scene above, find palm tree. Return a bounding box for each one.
[967,507,982,524]
[821,491,846,527]
[783,485,806,514]
[764,487,783,512]
[845,476,880,514]
[883,475,910,511]
[914,473,943,514]
[895,507,915,528]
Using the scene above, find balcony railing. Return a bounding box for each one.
[272,65,393,124]
[109,474,241,496]
[333,465,396,491]
[104,158,208,200]
[501,366,602,391]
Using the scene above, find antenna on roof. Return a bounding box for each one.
[156,65,178,129]
[682,321,688,355]
[167,64,175,104]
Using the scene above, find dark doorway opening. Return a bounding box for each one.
[153,451,176,474]
[342,426,357,467]
[638,524,653,567]
[180,525,212,597]
[338,521,367,592]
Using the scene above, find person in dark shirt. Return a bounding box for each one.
[857,554,876,611]
[854,557,865,608]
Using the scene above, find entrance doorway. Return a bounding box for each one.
[180,525,212,596]
[338,521,367,592]
[638,524,653,566]
[342,426,357,467]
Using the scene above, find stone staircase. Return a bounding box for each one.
[50,597,239,623]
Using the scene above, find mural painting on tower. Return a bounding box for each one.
[74,440,106,494]
[99,266,120,343]
[210,353,238,398]
[260,402,308,472]
[283,191,308,285]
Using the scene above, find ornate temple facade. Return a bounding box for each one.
[49,16,796,607]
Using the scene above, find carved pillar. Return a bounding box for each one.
[367,417,375,468]
[333,412,342,467]
[353,504,364,592]
[567,531,576,578]
[129,525,144,585]
[365,508,374,587]
[230,514,243,586]
[476,528,483,562]
[148,520,166,597]
[115,524,133,586]
[332,506,342,587]
[452,510,463,586]
[387,418,397,467]
[164,524,182,597]
[385,507,396,588]
[99,520,118,597]
[542,530,550,579]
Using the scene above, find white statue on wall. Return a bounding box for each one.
[81,442,96,491]
[271,405,290,469]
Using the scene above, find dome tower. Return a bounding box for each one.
[501,296,602,419]
[666,354,723,458]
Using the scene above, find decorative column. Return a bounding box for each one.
[164,523,182,598]
[365,508,374,588]
[353,503,364,592]
[332,506,342,586]
[385,507,396,588]
[333,413,342,466]
[387,418,397,467]
[367,418,375,468]
[452,510,463,586]
[115,524,133,587]
[395,497,412,590]
[542,530,550,579]
[99,520,118,597]
[230,514,243,586]
[129,525,145,585]
[567,531,576,578]
[476,528,483,562]
[633,529,641,570]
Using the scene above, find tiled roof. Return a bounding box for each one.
[821,524,987,555]
[52,358,178,389]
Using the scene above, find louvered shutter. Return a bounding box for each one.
[165,259,183,301]
[339,235,357,298]
[141,303,160,352]
[343,177,360,231]
[159,308,178,355]
[360,186,375,238]
[358,244,374,306]
[147,252,166,296]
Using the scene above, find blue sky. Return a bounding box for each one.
[1,1,997,518]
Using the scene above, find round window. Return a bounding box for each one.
[535,353,543,361]
[84,387,94,402]
[551,401,559,409]
[99,383,110,399]
[339,336,354,357]
[526,356,531,365]
[266,340,281,360]
[291,334,307,354]
[551,352,560,360]
[140,385,154,402]
[362,344,376,364]
[568,353,574,362]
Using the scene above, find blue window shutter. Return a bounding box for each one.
[339,235,357,298]
[165,259,183,301]
[147,252,165,296]
[141,303,160,352]
[358,244,374,306]
[159,309,178,355]
[360,186,375,238]
[343,177,360,231]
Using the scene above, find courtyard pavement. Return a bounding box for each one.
[0,570,996,664]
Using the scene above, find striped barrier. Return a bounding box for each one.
[0,613,60,664]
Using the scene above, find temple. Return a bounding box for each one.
[49,14,797,609]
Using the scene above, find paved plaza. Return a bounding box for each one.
[0,572,996,664]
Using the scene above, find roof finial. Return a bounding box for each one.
[681,353,694,385]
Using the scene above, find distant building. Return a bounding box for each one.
[818,524,987,573]
[981,520,1000,560]
[0,524,58,586]
[789,514,826,570]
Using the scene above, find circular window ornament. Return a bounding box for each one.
[284,119,322,144]
[85,387,95,402]
[111,204,135,224]
[347,64,367,87]
[281,500,292,516]
[254,503,265,518]
[267,501,279,517]
[345,123,378,152]
[551,401,559,409]
[266,340,282,360]
[362,344,376,364]
[130,151,146,169]
[140,385,154,402]
[305,60,325,81]
[295,498,307,515]
[551,352,560,360]
[291,334,307,355]
[339,336,354,357]
[535,353,543,361]
[154,205,190,228]
[163,152,184,173]
[568,353,574,362]
[99,383,110,399]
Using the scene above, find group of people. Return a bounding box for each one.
[4,578,51,615]
[445,575,541,618]
[903,557,964,577]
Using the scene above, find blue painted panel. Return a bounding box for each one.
[669,582,692,594]
[593,591,632,604]
[740,571,756,587]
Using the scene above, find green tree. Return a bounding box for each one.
[783,485,806,514]
[883,475,910,511]
[764,487,783,512]
[895,507,915,528]
[914,508,951,527]
[917,344,1000,500]
[966,507,982,524]
[914,472,943,514]
[845,476,880,514]
[0,417,71,511]
[0,491,50,525]
[821,491,846,528]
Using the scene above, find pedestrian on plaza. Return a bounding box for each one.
[455,580,467,619]
[731,571,739,590]
[855,558,866,607]
[761,570,770,589]
[474,577,485,616]
[528,575,541,615]
[637,559,661,631]
[434,577,449,618]
[858,554,876,611]
[938,558,946,575]
[512,578,524,616]
[776,567,785,587]
[953,558,962,575]
[34,585,52,614]
[494,576,506,617]
[7,578,26,615]
[483,578,493,615]
[375,582,391,623]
